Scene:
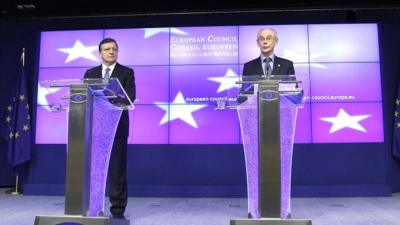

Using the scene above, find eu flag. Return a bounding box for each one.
[1,49,32,172]
[393,84,400,158]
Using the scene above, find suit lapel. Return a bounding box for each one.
[111,63,121,78]
[272,57,281,75]
[93,66,102,78]
[256,57,264,75]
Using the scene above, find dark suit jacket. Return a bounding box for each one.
[240,56,295,95]
[242,55,295,76]
[84,63,136,138]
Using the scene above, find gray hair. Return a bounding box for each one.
[257,28,278,39]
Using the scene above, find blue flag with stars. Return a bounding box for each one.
[393,84,400,158]
[1,50,32,171]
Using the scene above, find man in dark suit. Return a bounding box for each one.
[241,28,295,95]
[84,38,136,219]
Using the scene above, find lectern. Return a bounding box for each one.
[34,78,133,225]
[230,75,312,225]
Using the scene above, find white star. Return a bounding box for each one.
[207,68,240,93]
[37,82,61,111]
[143,28,187,39]
[171,28,187,35]
[155,92,207,128]
[57,40,98,63]
[320,108,370,134]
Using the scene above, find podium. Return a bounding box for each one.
[34,78,134,225]
[230,75,312,225]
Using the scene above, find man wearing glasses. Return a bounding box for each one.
[243,27,295,78]
[240,28,295,96]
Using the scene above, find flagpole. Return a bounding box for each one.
[22,48,25,67]
[5,48,26,196]
[11,48,25,195]
[10,175,21,195]
[5,174,21,195]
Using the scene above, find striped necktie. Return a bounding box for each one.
[104,68,111,80]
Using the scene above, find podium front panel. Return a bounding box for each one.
[89,96,123,216]
[237,93,299,219]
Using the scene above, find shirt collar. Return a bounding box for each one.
[102,62,117,74]
[260,54,275,63]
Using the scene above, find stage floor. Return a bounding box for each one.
[1,189,399,225]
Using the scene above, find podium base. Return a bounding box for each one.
[231,218,312,225]
[34,215,130,225]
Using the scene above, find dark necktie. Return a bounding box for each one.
[104,68,111,80]
[264,57,272,76]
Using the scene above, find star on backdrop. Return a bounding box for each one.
[57,40,98,63]
[36,83,62,111]
[155,92,207,128]
[143,28,187,39]
[207,68,240,93]
[320,108,371,134]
